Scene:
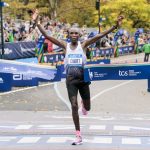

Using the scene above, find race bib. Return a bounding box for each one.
[68,54,82,66]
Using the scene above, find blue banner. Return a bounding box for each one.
[0,72,13,92]
[0,60,60,87]
[43,53,65,63]
[84,63,150,82]
[61,59,110,79]
[2,41,36,60]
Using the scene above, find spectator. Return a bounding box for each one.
[142,42,150,62]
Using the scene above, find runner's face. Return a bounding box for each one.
[69,28,80,43]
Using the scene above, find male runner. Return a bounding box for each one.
[32,9,124,145]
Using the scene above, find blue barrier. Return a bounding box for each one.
[0,72,13,92]
[3,41,36,60]
[84,63,150,81]
[0,59,59,87]
[84,63,150,92]
[60,59,111,79]
[148,79,150,92]
[12,74,39,87]
[42,44,144,63]
[43,53,65,63]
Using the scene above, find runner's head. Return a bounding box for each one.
[69,28,80,43]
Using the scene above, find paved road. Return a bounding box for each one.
[0,53,150,149]
[0,111,150,150]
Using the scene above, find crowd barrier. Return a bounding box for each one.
[0,59,60,92]
[0,58,110,92]
[1,41,144,61]
[0,72,13,92]
[42,44,144,64]
[84,63,150,92]
[2,41,36,60]
[1,59,150,92]
[60,59,111,78]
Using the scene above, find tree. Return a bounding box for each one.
[56,0,96,27]
[2,0,150,31]
[100,0,150,31]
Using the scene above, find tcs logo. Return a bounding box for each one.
[119,70,128,76]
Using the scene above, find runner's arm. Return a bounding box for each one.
[32,9,66,51]
[82,16,124,49]
[37,23,66,49]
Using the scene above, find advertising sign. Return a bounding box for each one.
[84,63,150,82]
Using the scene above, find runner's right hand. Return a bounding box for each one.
[32,9,39,22]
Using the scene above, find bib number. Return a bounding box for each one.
[68,54,82,66]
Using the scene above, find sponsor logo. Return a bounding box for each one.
[13,74,32,81]
[119,70,141,77]
[88,69,93,80]
[119,70,128,76]
[4,48,13,54]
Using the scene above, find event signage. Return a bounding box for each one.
[0,60,59,87]
[84,63,150,82]
[61,59,111,78]
[0,72,13,92]
[3,41,36,60]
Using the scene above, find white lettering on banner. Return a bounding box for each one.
[3,67,17,71]
[119,70,128,76]
[119,70,141,77]
[13,74,32,81]
[4,48,12,54]
[88,69,108,80]
[0,78,4,84]
[20,44,35,52]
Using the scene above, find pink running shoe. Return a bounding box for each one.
[72,135,82,145]
[81,101,88,115]
[72,130,82,145]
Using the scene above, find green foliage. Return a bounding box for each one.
[100,0,150,31]
[2,0,150,31]
[57,0,96,27]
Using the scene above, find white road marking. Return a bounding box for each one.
[114,125,150,131]
[17,137,41,144]
[47,137,71,143]
[52,115,115,120]
[0,135,149,145]
[78,80,133,111]
[122,138,141,145]
[54,82,71,111]
[0,136,16,142]
[114,125,130,131]
[133,117,145,120]
[91,137,112,144]
[38,125,75,130]
[91,80,133,101]
[0,83,54,96]
[15,125,33,130]
[89,125,106,130]
[0,125,15,129]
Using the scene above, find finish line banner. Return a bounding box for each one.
[84,63,150,82]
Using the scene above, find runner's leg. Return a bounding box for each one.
[79,82,91,111]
